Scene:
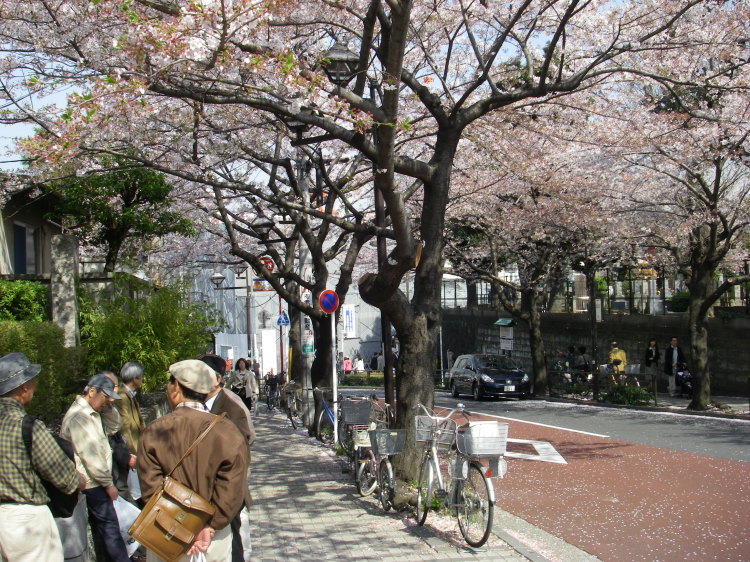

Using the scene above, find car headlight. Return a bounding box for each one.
[521,374,529,383]
[480,374,494,383]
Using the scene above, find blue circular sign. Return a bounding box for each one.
[319,290,339,313]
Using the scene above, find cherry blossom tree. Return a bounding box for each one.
[606,81,750,410]
[445,107,628,395]
[1,0,747,472]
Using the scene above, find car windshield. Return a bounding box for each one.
[476,355,518,370]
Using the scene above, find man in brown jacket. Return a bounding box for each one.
[136,360,248,561]
[116,362,145,455]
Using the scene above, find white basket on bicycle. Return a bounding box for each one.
[341,400,371,425]
[352,424,371,447]
[455,421,509,457]
[369,429,406,456]
[415,415,456,451]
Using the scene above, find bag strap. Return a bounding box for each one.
[166,412,226,478]
[21,414,35,458]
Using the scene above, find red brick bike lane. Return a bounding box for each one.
[483,417,750,561]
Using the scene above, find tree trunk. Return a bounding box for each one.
[391,311,438,481]
[687,268,712,410]
[526,299,547,397]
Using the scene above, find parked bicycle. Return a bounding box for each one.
[313,388,336,443]
[350,398,392,497]
[283,379,302,429]
[265,372,280,411]
[414,402,508,548]
[338,396,373,473]
[367,420,406,511]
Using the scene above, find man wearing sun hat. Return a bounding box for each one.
[62,372,130,561]
[0,352,84,562]
[137,359,248,561]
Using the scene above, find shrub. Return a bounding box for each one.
[80,281,221,392]
[0,279,48,321]
[668,290,690,312]
[0,321,88,421]
[340,372,385,387]
[604,385,652,406]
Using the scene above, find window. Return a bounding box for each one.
[12,223,37,274]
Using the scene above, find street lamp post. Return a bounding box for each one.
[231,263,254,360]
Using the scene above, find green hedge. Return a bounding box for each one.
[340,371,385,387]
[0,279,48,321]
[0,321,88,421]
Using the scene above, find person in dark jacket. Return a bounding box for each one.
[644,338,660,376]
[664,337,687,397]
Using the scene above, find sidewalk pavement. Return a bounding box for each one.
[246,408,593,562]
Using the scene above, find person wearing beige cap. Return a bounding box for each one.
[0,352,85,562]
[136,360,248,561]
[62,373,130,562]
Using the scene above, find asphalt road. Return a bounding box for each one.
[433,392,750,463]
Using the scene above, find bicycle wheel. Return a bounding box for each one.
[455,462,494,547]
[356,452,378,496]
[378,458,395,511]
[315,407,334,444]
[338,423,355,464]
[415,454,434,526]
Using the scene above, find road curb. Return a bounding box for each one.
[538,396,750,421]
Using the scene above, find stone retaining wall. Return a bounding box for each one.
[442,309,750,395]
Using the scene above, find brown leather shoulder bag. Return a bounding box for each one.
[128,413,225,562]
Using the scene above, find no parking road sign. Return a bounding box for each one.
[318,290,339,314]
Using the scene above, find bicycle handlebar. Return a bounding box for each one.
[415,402,471,423]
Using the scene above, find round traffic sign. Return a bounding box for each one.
[259,256,274,273]
[318,290,339,314]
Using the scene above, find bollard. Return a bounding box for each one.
[652,374,657,407]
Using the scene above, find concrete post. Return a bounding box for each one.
[50,234,80,347]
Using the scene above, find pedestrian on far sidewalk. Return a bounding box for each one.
[664,337,687,398]
[644,338,660,376]
[608,341,627,385]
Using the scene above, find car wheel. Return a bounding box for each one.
[472,384,481,401]
[451,381,459,398]
[519,393,528,400]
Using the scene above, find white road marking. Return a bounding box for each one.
[505,438,567,464]
[480,412,610,438]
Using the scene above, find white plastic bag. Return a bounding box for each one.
[113,495,141,557]
[127,468,141,500]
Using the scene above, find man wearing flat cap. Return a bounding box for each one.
[0,352,85,562]
[137,360,248,561]
[62,373,130,561]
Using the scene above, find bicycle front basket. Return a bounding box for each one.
[369,429,406,456]
[415,416,456,450]
[455,421,509,457]
[340,400,371,425]
[415,415,436,444]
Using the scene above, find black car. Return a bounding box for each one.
[448,354,530,400]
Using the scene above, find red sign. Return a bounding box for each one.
[259,256,274,273]
[318,290,339,314]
